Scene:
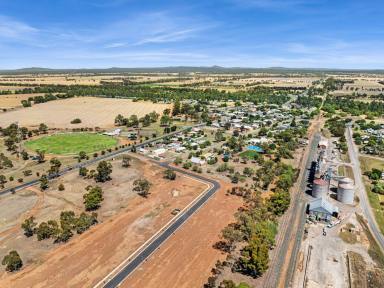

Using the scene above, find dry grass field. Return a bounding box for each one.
[0,97,171,128]
[0,94,45,109]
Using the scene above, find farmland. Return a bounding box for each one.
[0,97,171,129]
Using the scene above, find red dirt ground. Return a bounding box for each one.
[121,181,243,288]
[0,162,207,288]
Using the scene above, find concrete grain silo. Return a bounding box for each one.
[338,177,354,186]
[312,178,328,198]
[337,183,355,204]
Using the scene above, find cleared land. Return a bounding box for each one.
[0,97,171,129]
[0,156,207,287]
[121,181,243,288]
[0,94,44,109]
[25,133,118,155]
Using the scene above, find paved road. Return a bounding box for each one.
[0,124,203,196]
[346,126,384,250]
[97,162,220,288]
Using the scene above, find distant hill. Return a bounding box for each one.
[1,66,384,74]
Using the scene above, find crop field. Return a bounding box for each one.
[0,97,171,128]
[25,133,118,155]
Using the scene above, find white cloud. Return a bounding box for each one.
[0,15,38,40]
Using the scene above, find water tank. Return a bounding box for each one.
[337,183,355,204]
[312,178,328,198]
[338,177,354,186]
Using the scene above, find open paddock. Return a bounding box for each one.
[0,97,171,129]
[0,94,45,109]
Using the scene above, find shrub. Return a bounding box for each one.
[70,118,82,124]
[2,251,23,272]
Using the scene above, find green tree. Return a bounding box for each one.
[122,155,131,168]
[0,174,7,188]
[75,212,98,234]
[215,130,225,142]
[39,174,49,190]
[239,236,269,277]
[115,114,127,126]
[128,115,139,127]
[4,137,16,151]
[133,178,152,197]
[79,166,88,177]
[36,150,45,163]
[83,186,103,211]
[38,123,48,134]
[164,169,176,180]
[95,161,112,182]
[267,190,290,216]
[78,151,87,160]
[36,220,59,241]
[21,216,37,237]
[48,158,62,176]
[172,99,181,116]
[2,251,23,272]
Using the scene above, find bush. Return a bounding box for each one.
[58,183,65,191]
[70,118,82,124]
[164,169,176,180]
[83,186,103,211]
[21,216,37,237]
[2,251,23,272]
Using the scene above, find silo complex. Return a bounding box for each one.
[312,178,328,198]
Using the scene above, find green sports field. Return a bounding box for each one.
[25,133,118,155]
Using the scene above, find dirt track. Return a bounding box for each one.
[121,182,243,288]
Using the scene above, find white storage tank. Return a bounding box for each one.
[338,177,354,186]
[337,183,355,204]
[312,178,328,198]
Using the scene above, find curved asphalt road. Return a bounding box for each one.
[99,163,220,288]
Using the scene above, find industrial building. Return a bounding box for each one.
[307,198,339,221]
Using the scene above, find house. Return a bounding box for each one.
[138,147,149,154]
[248,137,269,145]
[103,128,121,136]
[307,198,339,222]
[153,148,167,156]
[190,156,205,165]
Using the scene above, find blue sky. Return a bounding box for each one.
[0,0,383,69]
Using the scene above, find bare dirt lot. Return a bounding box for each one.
[0,97,171,129]
[121,181,243,288]
[0,156,207,287]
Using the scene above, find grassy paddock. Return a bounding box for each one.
[25,133,118,155]
[359,156,384,234]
